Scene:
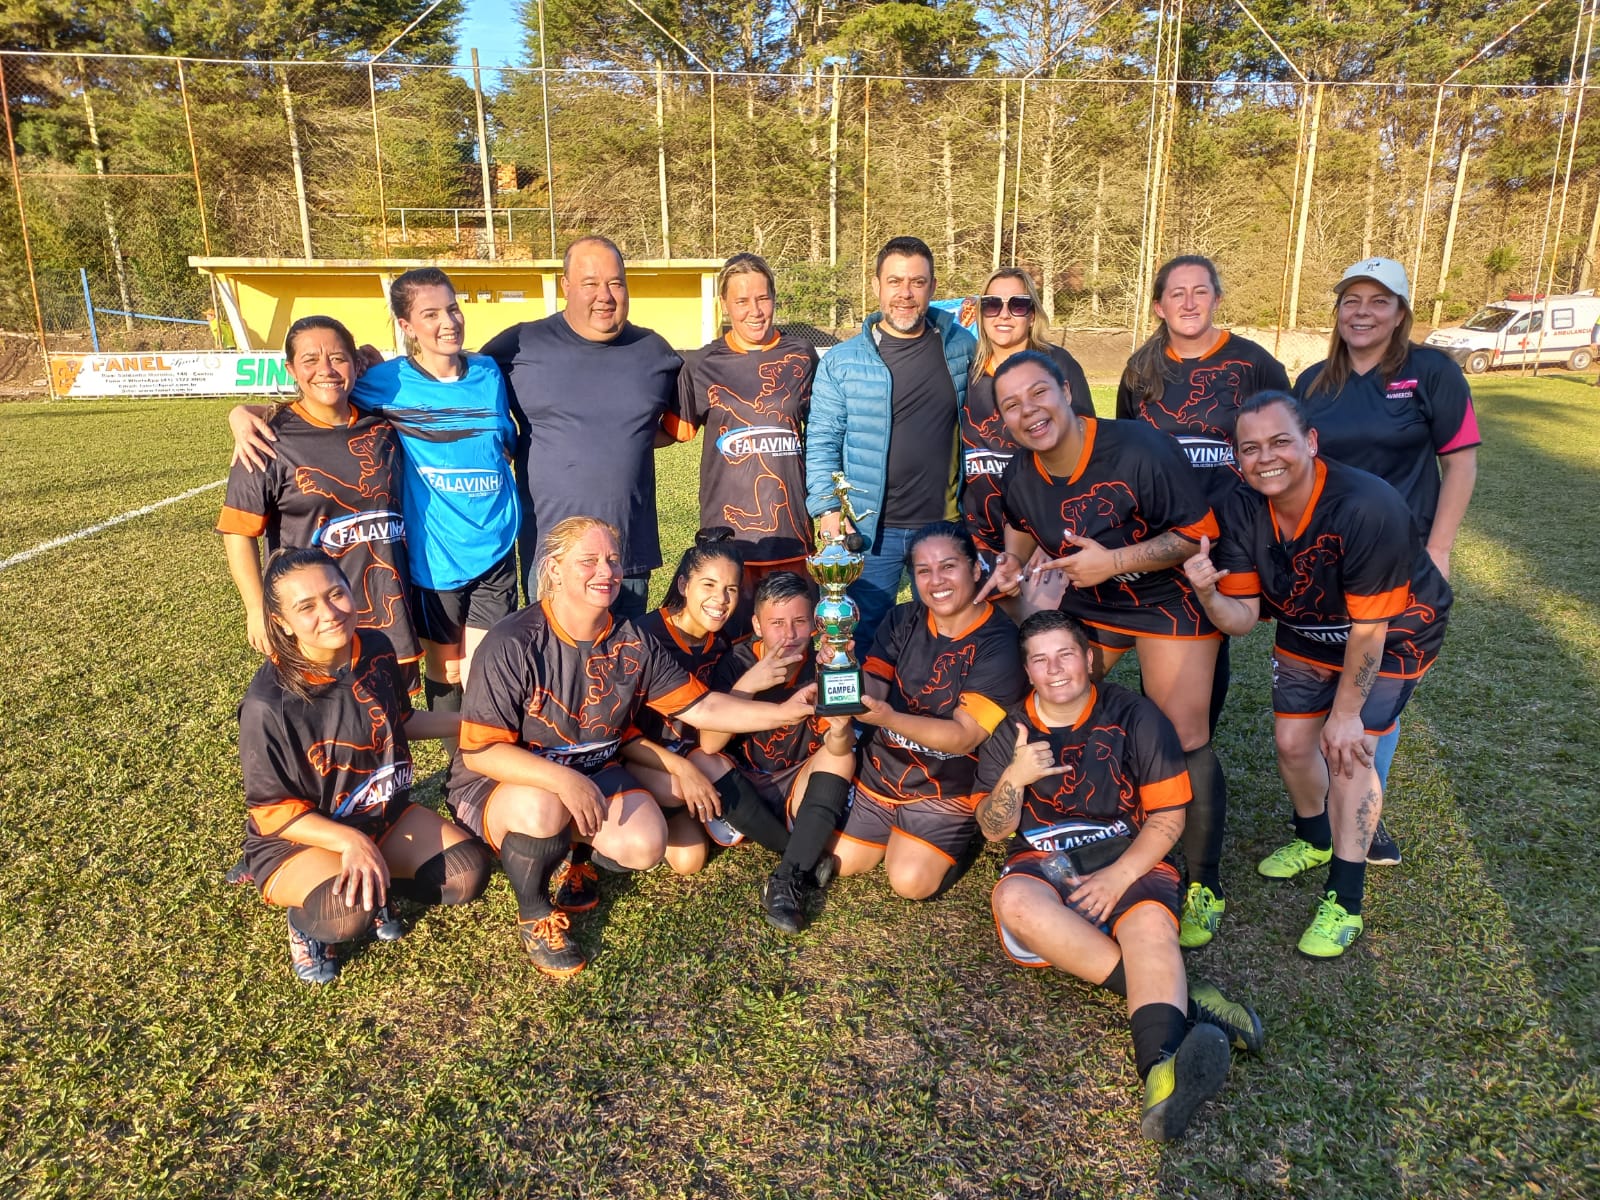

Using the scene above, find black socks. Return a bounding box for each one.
[391,841,491,906]
[424,677,463,714]
[289,878,374,944]
[1182,742,1227,895]
[1294,807,1333,852]
[498,829,572,920]
[780,771,849,876]
[714,771,791,855]
[1131,1003,1188,1080]
[1327,855,1366,915]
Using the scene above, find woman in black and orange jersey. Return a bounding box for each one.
[1294,257,1480,867]
[238,547,488,984]
[984,351,1226,940]
[217,315,420,674]
[667,253,819,622]
[962,267,1095,560]
[1114,254,1290,949]
[622,529,745,877]
[834,521,1026,900]
[1183,392,1451,959]
[447,516,820,977]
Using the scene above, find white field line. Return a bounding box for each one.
[0,478,226,573]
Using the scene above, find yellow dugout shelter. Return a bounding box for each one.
[188,257,726,354]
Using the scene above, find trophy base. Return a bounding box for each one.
[816,665,867,716]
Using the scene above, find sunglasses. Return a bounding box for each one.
[979,295,1035,319]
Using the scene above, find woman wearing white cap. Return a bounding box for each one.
[1290,256,1480,869]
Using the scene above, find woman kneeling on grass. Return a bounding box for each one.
[446,516,820,977]
[238,547,489,984]
[1183,392,1452,958]
[974,610,1262,1142]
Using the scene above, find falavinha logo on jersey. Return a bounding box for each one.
[315,510,405,549]
[417,466,503,496]
[717,425,800,458]
[964,446,1012,478]
[1176,435,1235,468]
[331,761,414,819]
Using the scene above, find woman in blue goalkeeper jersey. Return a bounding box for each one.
[231,269,522,721]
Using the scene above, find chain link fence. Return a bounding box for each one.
[3,50,1599,358]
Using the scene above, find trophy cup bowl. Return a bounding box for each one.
[807,537,868,715]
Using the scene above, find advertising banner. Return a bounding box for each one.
[48,351,298,398]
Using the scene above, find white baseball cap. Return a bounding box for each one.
[1334,257,1411,305]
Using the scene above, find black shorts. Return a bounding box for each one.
[247,797,418,902]
[993,852,1182,966]
[450,762,646,852]
[838,784,977,864]
[742,762,806,823]
[413,549,518,646]
[1059,589,1218,645]
[1271,651,1420,735]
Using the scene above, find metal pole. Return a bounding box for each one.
[860,78,871,321]
[655,59,671,258]
[369,63,388,253]
[0,55,52,392]
[471,49,498,261]
[1009,78,1025,267]
[828,63,840,270]
[278,66,314,258]
[1287,81,1323,328]
[708,69,718,254]
[1274,85,1312,356]
[1432,98,1477,328]
[1411,86,1448,293]
[76,56,134,333]
[538,0,558,255]
[80,268,100,353]
[176,59,224,348]
[993,78,1008,271]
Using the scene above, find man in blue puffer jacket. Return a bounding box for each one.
[806,236,977,653]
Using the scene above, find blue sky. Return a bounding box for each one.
[455,0,524,69]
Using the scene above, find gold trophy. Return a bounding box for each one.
[807,472,873,715]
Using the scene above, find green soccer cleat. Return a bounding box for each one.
[1188,980,1265,1055]
[1179,882,1226,948]
[1297,891,1364,959]
[1257,837,1333,880]
[1140,1022,1231,1142]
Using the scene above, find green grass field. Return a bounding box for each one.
[0,376,1596,1198]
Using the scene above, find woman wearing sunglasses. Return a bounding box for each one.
[962,268,1095,560]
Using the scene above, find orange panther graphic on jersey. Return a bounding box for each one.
[709,351,810,538]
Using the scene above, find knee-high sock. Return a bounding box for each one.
[1208,637,1232,736]
[715,770,790,855]
[289,878,373,945]
[779,771,849,875]
[499,830,571,921]
[1182,742,1227,895]
[391,841,491,906]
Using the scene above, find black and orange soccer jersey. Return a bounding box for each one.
[216,403,419,661]
[711,639,829,777]
[962,344,1095,556]
[855,600,1025,808]
[1294,345,1481,538]
[1000,418,1219,638]
[1115,331,1290,507]
[974,683,1191,862]
[238,630,415,858]
[673,333,819,565]
[632,608,733,748]
[1212,457,1452,677]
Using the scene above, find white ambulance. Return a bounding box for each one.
[1424,292,1600,373]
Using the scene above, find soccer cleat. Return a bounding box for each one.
[1179,882,1226,948]
[761,867,807,934]
[371,904,404,942]
[517,911,587,976]
[224,857,253,887]
[553,861,601,914]
[1188,980,1265,1056]
[286,912,341,984]
[704,814,746,848]
[1140,1022,1231,1142]
[1366,819,1402,866]
[808,853,841,894]
[1298,891,1364,959]
[1257,838,1333,880]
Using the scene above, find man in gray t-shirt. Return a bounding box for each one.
[482,236,685,617]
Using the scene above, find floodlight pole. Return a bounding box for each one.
[368,0,450,256]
